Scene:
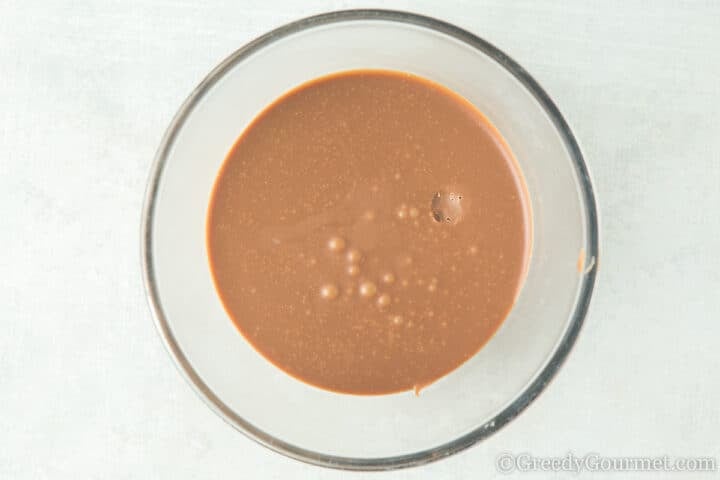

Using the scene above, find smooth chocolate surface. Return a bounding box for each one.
[207,70,530,395]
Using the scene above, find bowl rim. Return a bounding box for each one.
[141,8,600,471]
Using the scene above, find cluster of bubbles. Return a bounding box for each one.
[316,192,454,326]
[319,235,400,314]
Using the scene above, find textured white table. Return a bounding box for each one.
[2,1,719,478]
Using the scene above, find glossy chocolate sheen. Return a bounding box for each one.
[207,70,530,395]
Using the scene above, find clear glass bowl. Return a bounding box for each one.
[141,10,599,470]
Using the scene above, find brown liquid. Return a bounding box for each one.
[207,70,530,395]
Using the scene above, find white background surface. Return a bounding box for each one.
[2,1,719,478]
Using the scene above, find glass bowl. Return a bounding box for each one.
[141,9,599,471]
